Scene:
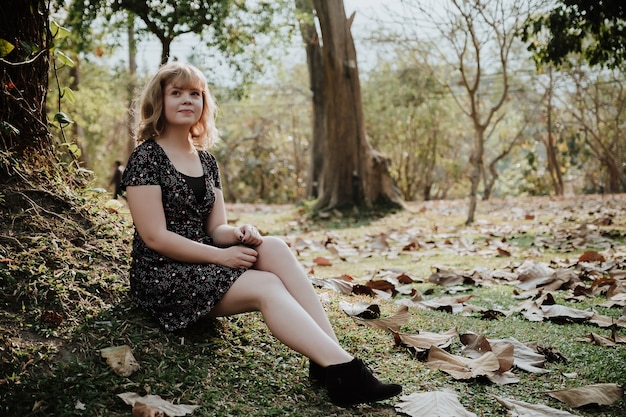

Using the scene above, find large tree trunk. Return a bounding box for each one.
[296,0,325,199]
[311,0,402,210]
[0,0,51,166]
[545,68,564,196]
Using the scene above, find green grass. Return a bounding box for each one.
[1,194,626,416]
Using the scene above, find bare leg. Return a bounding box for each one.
[208,270,353,367]
[252,237,340,343]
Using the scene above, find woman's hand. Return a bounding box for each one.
[221,246,258,269]
[234,224,263,246]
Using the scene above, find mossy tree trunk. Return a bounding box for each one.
[0,0,52,171]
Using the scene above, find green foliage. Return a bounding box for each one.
[362,56,470,200]
[522,0,626,69]
[214,65,312,204]
[65,0,294,80]
[0,39,15,57]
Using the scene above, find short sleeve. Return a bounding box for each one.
[202,151,222,190]
[121,140,162,190]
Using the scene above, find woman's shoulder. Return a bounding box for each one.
[198,149,218,164]
[128,139,160,159]
[134,139,158,152]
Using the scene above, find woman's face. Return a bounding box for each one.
[162,80,204,127]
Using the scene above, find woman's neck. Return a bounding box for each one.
[158,126,195,152]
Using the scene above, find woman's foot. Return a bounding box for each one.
[309,360,325,387]
[325,358,402,407]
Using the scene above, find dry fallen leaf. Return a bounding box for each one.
[494,396,578,416]
[133,401,164,417]
[499,337,550,374]
[100,345,140,377]
[460,334,515,373]
[540,304,595,322]
[313,256,332,266]
[350,306,410,332]
[105,198,124,213]
[309,275,353,294]
[426,345,500,380]
[395,390,477,417]
[339,301,381,319]
[393,328,458,351]
[118,393,200,417]
[578,250,606,262]
[577,332,617,347]
[546,383,624,408]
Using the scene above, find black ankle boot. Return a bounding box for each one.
[309,360,325,386]
[325,358,402,407]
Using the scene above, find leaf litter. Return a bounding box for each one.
[297,196,626,415]
[4,193,626,416]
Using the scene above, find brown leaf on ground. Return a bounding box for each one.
[100,345,140,377]
[494,396,578,416]
[350,306,410,332]
[534,344,568,363]
[132,402,164,417]
[368,233,390,251]
[460,334,514,373]
[599,292,626,308]
[402,294,475,315]
[540,304,595,322]
[576,332,616,347]
[546,383,624,407]
[365,279,398,297]
[309,275,353,294]
[339,301,381,319]
[498,337,550,374]
[313,256,332,266]
[428,269,466,286]
[578,250,606,262]
[497,247,511,257]
[613,328,626,344]
[588,312,626,328]
[426,345,500,380]
[118,393,200,416]
[395,390,477,417]
[393,328,458,351]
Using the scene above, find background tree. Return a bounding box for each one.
[522,0,626,69]
[216,68,312,204]
[398,0,534,224]
[305,0,403,211]
[295,0,325,199]
[362,57,459,201]
[565,69,626,193]
[1,1,52,162]
[68,0,287,84]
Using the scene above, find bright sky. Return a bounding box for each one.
[116,0,407,83]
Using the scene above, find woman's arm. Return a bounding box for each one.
[126,185,258,268]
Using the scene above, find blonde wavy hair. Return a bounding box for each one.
[135,62,219,149]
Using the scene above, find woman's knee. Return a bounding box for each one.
[258,236,292,256]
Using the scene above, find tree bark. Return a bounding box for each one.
[544,68,564,196]
[296,0,325,199]
[127,12,138,159]
[311,0,402,210]
[0,0,51,163]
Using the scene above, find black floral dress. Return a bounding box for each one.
[121,139,246,331]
